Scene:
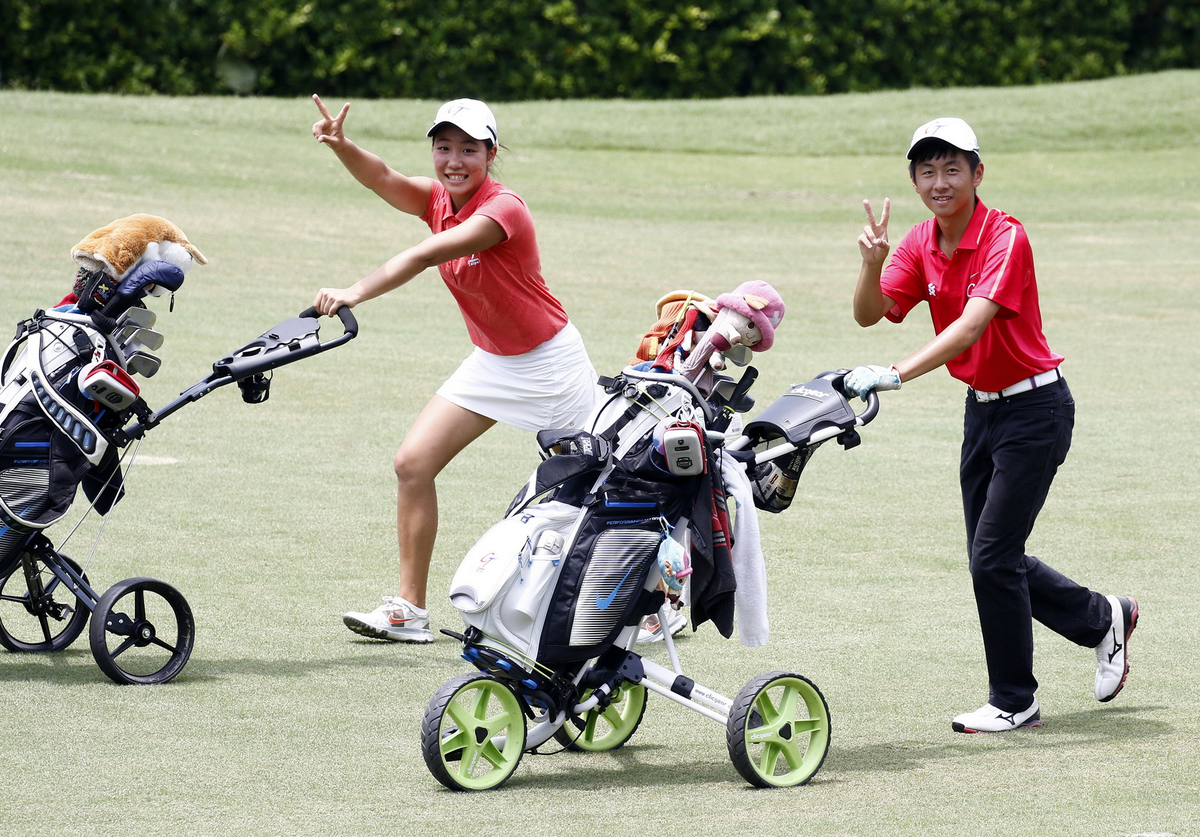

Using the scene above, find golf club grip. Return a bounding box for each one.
[300,305,359,338]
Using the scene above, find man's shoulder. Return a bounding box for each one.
[980,205,1025,233]
[964,203,1029,251]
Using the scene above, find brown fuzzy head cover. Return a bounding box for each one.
[72,214,207,279]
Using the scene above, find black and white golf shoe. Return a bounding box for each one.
[1095,594,1139,702]
[952,699,1042,733]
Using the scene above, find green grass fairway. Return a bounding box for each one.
[1,70,1197,836]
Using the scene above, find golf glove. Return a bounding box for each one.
[843,365,901,400]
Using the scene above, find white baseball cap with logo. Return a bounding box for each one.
[907,117,979,160]
[427,98,498,145]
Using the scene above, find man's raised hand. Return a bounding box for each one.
[312,94,350,148]
[858,197,891,264]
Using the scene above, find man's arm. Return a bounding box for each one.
[854,260,896,327]
[894,296,1001,383]
[843,295,1001,399]
[854,198,896,326]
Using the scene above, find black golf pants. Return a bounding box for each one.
[960,378,1111,712]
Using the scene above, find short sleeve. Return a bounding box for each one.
[475,191,531,242]
[879,230,927,323]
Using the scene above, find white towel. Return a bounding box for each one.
[719,450,769,646]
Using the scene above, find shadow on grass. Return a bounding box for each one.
[183,644,457,682]
[829,704,1172,775]
[502,743,743,791]
[0,647,99,682]
[0,640,452,685]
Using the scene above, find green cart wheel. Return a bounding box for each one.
[421,672,527,791]
[554,682,648,751]
[726,670,830,788]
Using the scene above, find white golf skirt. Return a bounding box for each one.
[437,322,600,432]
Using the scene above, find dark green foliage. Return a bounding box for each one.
[0,0,1196,98]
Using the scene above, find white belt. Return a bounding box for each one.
[972,368,1061,402]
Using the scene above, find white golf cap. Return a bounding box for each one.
[427,98,498,144]
[907,117,979,159]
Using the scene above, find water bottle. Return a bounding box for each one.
[753,448,810,513]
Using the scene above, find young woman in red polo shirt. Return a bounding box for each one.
[309,95,598,643]
[845,117,1137,733]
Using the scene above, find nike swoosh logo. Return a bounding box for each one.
[596,565,637,611]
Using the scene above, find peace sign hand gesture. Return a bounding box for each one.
[858,198,891,265]
[312,93,350,149]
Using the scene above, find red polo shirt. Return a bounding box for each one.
[880,199,1063,392]
[422,178,568,356]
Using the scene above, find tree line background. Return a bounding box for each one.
[2,0,1197,99]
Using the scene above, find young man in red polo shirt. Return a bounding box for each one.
[845,117,1138,733]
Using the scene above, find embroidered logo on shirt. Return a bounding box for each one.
[467,253,480,266]
[927,282,938,298]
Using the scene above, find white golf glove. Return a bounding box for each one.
[843,365,902,400]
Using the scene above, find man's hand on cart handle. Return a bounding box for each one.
[843,364,902,400]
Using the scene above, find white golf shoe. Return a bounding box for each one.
[343,596,434,643]
[1095,595,1139,702]
[636,609,686,644]
[952,699,1042,733]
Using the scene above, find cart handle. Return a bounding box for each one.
[725,387,879,462]
[119,306,359,439]
[850,387,881,426]
[299,305,358,341]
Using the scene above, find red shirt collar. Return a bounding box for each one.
[437,176,501,224]
[924,198,990,253]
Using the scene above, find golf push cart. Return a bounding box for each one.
[0,254,356,684]
[421,284,879,790]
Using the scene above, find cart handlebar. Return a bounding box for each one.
[119,306,359,439]
[299,305,358,340]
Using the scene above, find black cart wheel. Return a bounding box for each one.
[421,672,527,791]
[89,577,194,685]
[726,670,830,788]
[0,552,90,653]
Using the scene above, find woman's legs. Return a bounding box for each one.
[393,394,495,609]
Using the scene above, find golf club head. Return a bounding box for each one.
[722,344,752,367]
[118,326,165,353]
[125,349,162,378]
[116,306,157,330]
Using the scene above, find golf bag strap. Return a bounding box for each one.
[596,390,650,448]
[0,321,29,383]
[26,329,109,466]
